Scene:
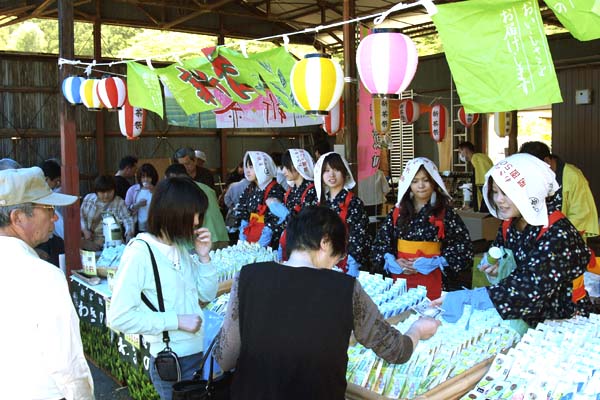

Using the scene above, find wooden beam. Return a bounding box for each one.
[93,7,105,176]
[58,0,82,274]
[343,0,357,177]
[135,4,160,26]
[161,0,237,30]
[32,0,56,17]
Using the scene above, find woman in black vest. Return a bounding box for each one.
[215,206,440,400]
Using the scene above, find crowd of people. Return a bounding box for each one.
[1,137,598,400]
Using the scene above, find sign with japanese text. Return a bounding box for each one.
[545,0,600,41]
[432,0,563,113]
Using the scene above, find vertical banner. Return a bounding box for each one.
[126,62,164,118]
[357,27,382,182]
[545,0,600,41]
[432,0,563,113]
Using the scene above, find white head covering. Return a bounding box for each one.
[313,151,356,199]
[287,149,315,182]
[243,151,277,190]
[396,157,451,206]
[482,153,559,226]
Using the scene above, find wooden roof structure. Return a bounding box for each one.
[1,0,565,53]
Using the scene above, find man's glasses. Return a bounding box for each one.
[33,204,56,214]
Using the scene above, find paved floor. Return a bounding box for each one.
[88,360,133,399]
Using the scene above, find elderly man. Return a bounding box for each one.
[173,147,215,190]
[0,167,94,400]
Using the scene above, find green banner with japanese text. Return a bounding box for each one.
[126,62,164,118]
[158,64,222,115]
[432,0,563,113]
[545,0,600,41]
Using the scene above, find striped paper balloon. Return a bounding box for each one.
[79,79,103,110]
[457,106,480,128]
[398,99,421,124]
[494,112,513,137]
[356,28,418,98]
[322,98,344,136]
[119,98,146,140]
[291,53,344,115]
[61,76,85,105]
[97,77,127,110]
[429,104,448,142]
[372,96,391,134]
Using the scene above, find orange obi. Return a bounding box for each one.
[393,239,443,299]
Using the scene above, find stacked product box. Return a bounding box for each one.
[211,241,277,283]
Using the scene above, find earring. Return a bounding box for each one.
[430,191,437,206]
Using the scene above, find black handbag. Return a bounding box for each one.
[139,240,182,382]
[172,334,233,400]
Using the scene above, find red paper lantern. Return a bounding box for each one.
[119,98,146,140]
[398,99,421,124]
[457,106,480,128]
[322,98,344,136]
[97,77,127,110]
[429,104,448,142]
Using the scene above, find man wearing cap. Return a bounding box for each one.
[173,147,215,190]
[0,167,94,399]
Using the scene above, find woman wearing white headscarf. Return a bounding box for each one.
[435,153,592,327]
[371,157,473,299]
[314,152,369,277]
[235,151,285,248]
[266,149,318,260]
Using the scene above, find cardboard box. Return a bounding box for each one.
[456,210,501,241]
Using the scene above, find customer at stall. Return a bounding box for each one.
[458,141,493,211]
[236,151,285,249]
[434,153,592,327]
[519,141,599,239]
[165,164,229,249]
[371,157,474,299]
[173,147,215,190]
[0,167,94,399]
[114,155,138,200]
[215,206,440,400]
[108,176,218,400]
[314,152,370,277]
[265,149,318,260]
[125,163,159,233]
[80,175,134,251]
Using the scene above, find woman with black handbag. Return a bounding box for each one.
[108,177,219,400]
[214,206,440,400]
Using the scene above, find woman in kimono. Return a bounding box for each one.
[314,152,370,277]
[435,153,592,328]
[371,157,473,299]
[266,149,319,260]
[236,151,285,249]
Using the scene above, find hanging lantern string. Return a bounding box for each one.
[57,0,436,69]
[72,65,127,77]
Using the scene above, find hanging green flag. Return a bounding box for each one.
[249,47,304,114]
[431,0,563,113]
[545,0,600,41]
[157,64,221,115]
[126,62,164,118]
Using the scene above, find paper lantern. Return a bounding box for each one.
[457,106,480,128]
[291,53,344,115]
[322,98,344,136]
[61,76,85,105]
[79,79,103,110]
[429,104,448,142]
[97,77,127,110]
[399,99,421,124]
[356,28,418,98]
[119,98,146,140]
[494,112,513,137]
[371,96,391,134]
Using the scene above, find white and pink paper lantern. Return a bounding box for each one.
[322,98,344,136]
[457,106,480,128]
[119,98,146,140]
[97,77,126,110]
[61,76,85,105]
[429,104,448,142]
[356,28,418,98]
[399,99,421,124]
[79,79,103,110]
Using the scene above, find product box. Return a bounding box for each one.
[456,210,501,241]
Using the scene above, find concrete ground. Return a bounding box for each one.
[88,360,133,400]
